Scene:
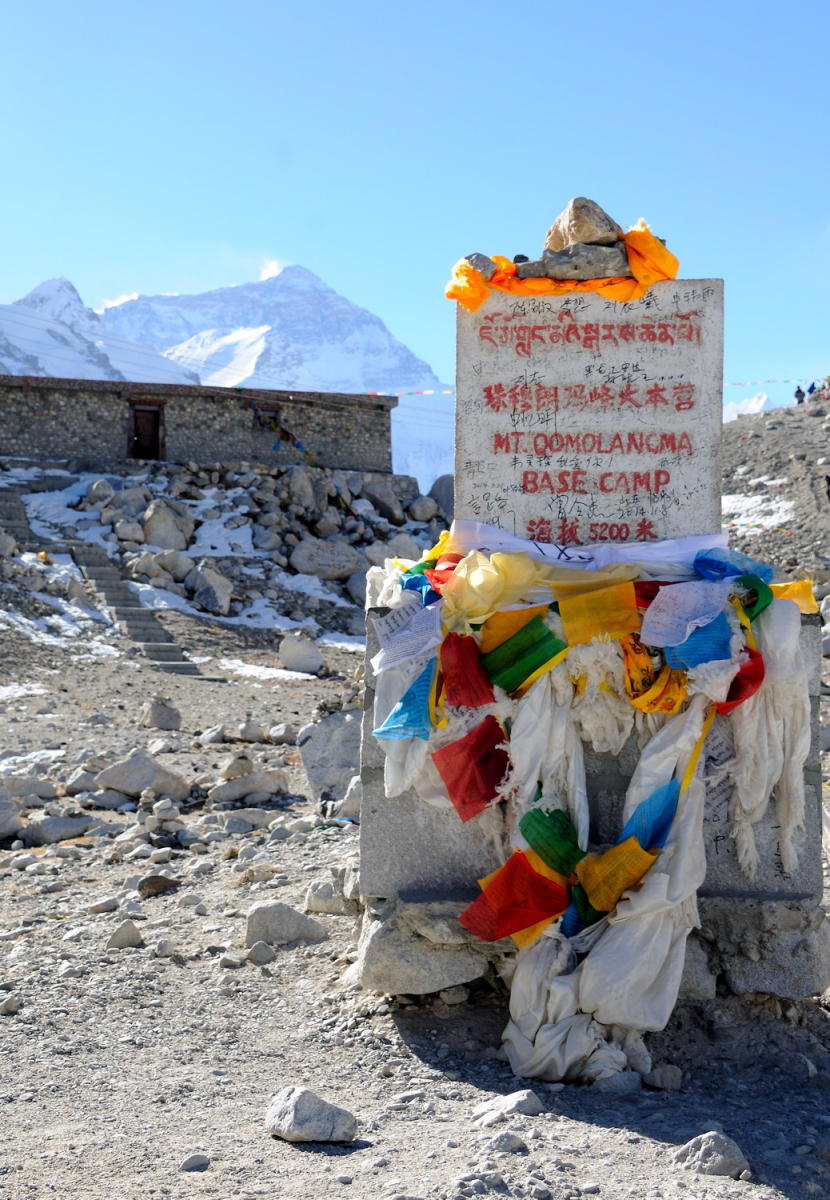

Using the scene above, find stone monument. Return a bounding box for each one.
[357,199,827,1005]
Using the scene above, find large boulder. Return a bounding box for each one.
[155,549,194,582]
[673,1132,750,1179]
[143,500,190,551]
[0,797,24,838]
[428,475,454,520]
[289,538,366,581]
[94,752,190,802]
[283,465,316,510]
[23,812,95,846]
[185,564,233,615]
[361,480,405,525]
[297,711,361,806]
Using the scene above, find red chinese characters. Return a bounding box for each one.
[482,380,697,414]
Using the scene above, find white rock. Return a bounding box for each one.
[0,798,24,838]
[220,753,254,781]
[155,938,175,957]
[207,768,288,804]
[179,1153,210,1172]
[643,1063,683,1090]
[187,564,233,615]
[143,500,191,551]
[87,896,119,914]
[245,901,326,947]
[304,880,356,916]
[94,752,190,802]
[673,1131,750,1178]
[247,940,276,965]
[472,1090,545,1127]
[155,549,194,581]
[264,1086,357,1143]
[237,717,266,742]
[268,723,296,745]
[3,775,59,799]
[198,724,226,745]
[23,813,94,846]
[115,518,144,542]
[106,919,144,950]
[139,697,182,731]
[278,633,324,675]
[297,711,362,806]
[63,767,98,796]
[408,495,438,522]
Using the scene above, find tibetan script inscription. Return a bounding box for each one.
[455,279,723,543]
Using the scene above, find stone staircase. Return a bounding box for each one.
[68,542,201,677]
[0,476,201,678]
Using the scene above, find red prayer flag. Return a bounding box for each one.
[432,715,509,821]
[459,850,569,941]
[440,633,495,708]
[715,647,765,714]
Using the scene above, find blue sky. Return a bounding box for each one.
[2,0,827,410]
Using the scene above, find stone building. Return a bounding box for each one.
[0,375,397,473]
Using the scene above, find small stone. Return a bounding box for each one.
[247,941,276,965]
[1,995,22,1015]
[237,716,266,742]
[198,724,226,745]
[487,1131,528,1154]
[438,985,469,1006]
[87,896,119,914]
[139,697,182,731]
[472,1089,544,1127]
[268,723,296,746]
[155,938,175,957]
[643,1064,682,1090]
[179,1153,210,1172]
[264,1086,357,1143]
[591,1071,642,1095]
[220,753,254,780]
[673,1131,750,1178]
[218,953,244,969]
[463,253,498,280]
[106,919,144,950]
[544,196,623,251]
[136,874,180,900]
[245,901,327,947]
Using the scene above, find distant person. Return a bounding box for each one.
[807,382,817,397]
[795,385,805,405]
[825,475,830,503]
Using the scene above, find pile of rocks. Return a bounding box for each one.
[65,461,446,627]
[466,197,637,283]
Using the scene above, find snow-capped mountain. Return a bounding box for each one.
[99,266,454,485]
[99,266,441,396]
[1,279,198,385]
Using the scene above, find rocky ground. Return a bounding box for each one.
[3,410,830,1200]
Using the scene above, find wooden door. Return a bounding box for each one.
[130,407,161,459]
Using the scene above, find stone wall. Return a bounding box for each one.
[0,376,396,473]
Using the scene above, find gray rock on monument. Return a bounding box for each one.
[544,196,624,251]
[264,1086,357,1143]
[463,252,498,280]
[515,243,631,281]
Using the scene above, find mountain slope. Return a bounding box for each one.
[100,266,454,485]
[1,279,198,385]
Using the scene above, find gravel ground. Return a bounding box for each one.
[4,417,830,1200]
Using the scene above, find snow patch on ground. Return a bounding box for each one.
[217,657,318,682]
[0,682,48,701]
[317,632,366,652]
[721,492,796,531]
[128,583,314,633]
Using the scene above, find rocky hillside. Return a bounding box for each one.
[721,399,830,580]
